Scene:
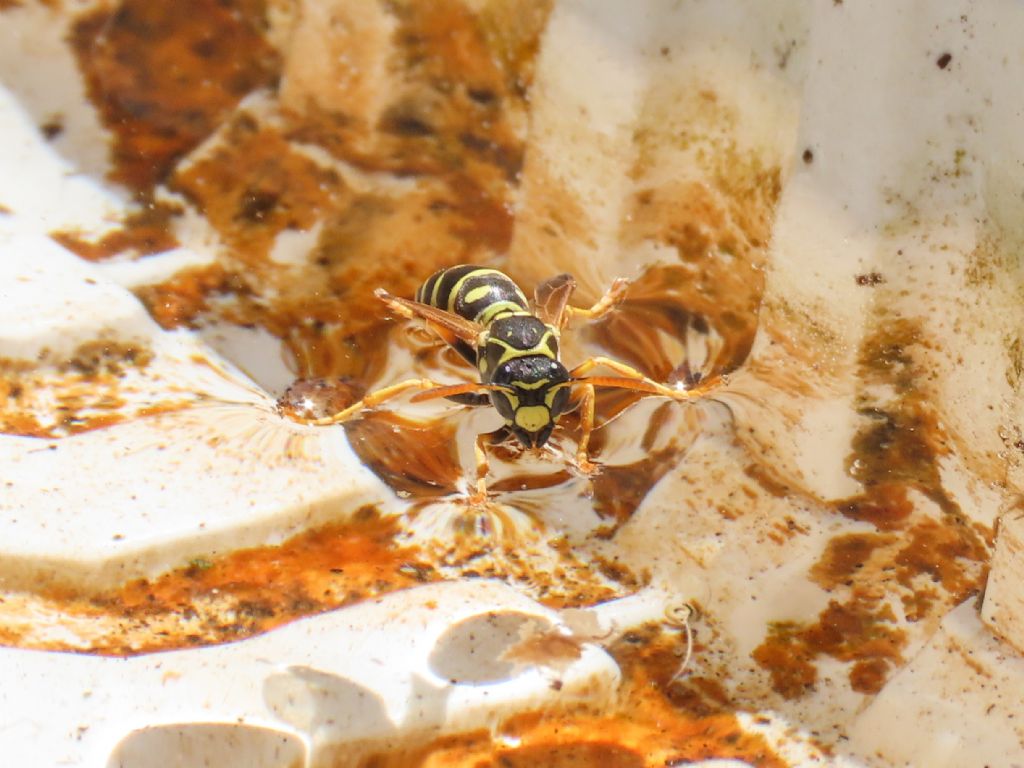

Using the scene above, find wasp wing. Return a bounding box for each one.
[532,273,577,328]
[375,289,485,345]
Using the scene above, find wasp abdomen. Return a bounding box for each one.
[417,265,529,326]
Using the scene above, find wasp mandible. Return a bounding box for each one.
[301,265,719,499]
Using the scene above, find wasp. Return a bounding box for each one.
[303,265,718,499]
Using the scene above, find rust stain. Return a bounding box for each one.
[134,264,232,330]
[170,114,348,261]
[591,446,681,531]
[753,595,905,698]
[51,203,181,261]
[753,318,991,699]
[362,625,787,767]
[500,627,584,672]
[288,0,529,183]
[70,0,280,192]
[811,533,897,591]
[0,342,160,437]
[39,506,434,655]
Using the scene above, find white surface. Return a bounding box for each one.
[0,581,619,767]
[848,600,1024,767]
[0,235,386,591]
[0,3,123,234]
[0,233,156,363]
[982,512,1024,654]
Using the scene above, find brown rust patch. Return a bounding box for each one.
[60,340,153,377]
[893,518,988,621]
[836,483,914,532]
[39,506,435,655]
[170,114,348,262]
[812,533,897,591]
[500,627,585,672]
[51,202,181,261]
[287,0,531,182]
[397,500,638,611]
[0,342,166,438]
[752,317,991,697]
[133,264,233,329]
[70,0,280,191]
[753,594,905,698]
[489,469,574,494]
[591,446,681,531]
[362,624,787,767]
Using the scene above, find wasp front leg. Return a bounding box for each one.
[468,431,492,505]
[293,378,475,426]
[572,381,599,474]
[571,356,717,401]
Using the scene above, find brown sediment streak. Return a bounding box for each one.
[752,318,990,698]
[360,622,788,768]
[32,507,433,656]
[70,0,279,192]
[51,203,181,261]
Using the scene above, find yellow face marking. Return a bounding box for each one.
[544,382,571,408]
[515,405,550,432]
[513,378,549,390]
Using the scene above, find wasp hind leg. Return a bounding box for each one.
[534,274,630,328]
[562,278,630,325]
[296,378,443,425]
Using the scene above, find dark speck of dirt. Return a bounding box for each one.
[802,148,814,164]
[855,273,884,286]
[936,52,952,69]
[40,116,65,141]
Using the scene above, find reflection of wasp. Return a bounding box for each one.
[303,265,718,499]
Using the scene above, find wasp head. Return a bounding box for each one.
[488,356,572,449]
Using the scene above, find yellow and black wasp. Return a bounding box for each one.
[303,265,718,499]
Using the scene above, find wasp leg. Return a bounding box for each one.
[571,356,717,401]
[409,381,500,403]
[573,382,599,474]
[302,378,445,426]
[562,278,630,324]
[467,431,492,505]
